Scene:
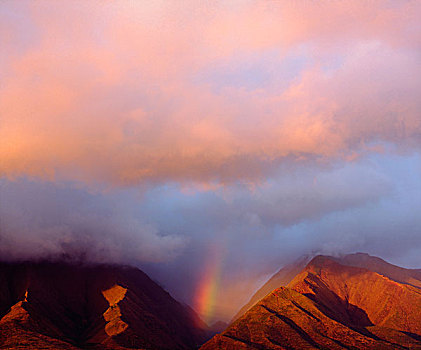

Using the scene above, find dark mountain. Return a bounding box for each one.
[201,254,421,349]
[0,261,206,349]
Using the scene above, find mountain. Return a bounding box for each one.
[231,255,311,322]
[201,254,421,349]
[333,252,421,289]
[0,260,206,349]
[231,252,421,322]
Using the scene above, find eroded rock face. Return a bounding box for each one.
[102,284,128,336]
[0,261,206,350]
[201,255,421,350]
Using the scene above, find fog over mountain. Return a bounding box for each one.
[1,0,420,323]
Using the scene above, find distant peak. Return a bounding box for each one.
[305,255,336,268]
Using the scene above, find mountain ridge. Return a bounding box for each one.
[201,253,421,349]
[231,252,421,323]
[231,255,312,323]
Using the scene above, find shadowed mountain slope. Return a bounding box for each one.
[201,255,421,350]
[0,261,206,349]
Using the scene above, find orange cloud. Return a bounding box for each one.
[1,1,420,187]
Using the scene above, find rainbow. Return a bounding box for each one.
[193,242,225,325]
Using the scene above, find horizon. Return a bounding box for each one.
[1,0,421,324]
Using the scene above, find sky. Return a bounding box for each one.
[1,0,421,324]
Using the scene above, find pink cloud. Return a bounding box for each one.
[1,1,420,187]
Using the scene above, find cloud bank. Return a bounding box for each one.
[0,179,187,263]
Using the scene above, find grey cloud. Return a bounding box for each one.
[0,179,187,263]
